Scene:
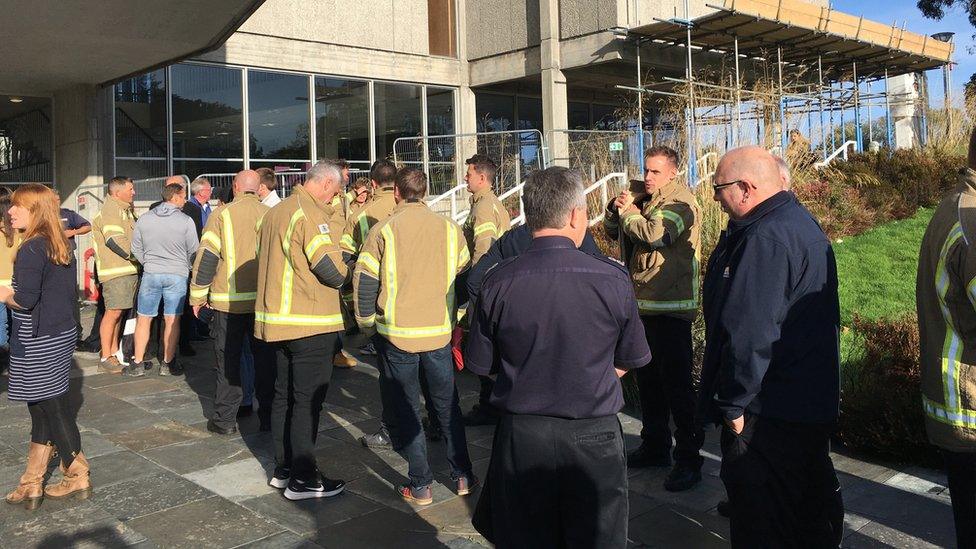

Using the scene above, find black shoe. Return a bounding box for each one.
[627,444,672,468]
[422,416,443,442]
[359,427,393,449]
[664,465,702,492]
[269,464,290,489]
[716,499,730,518]
[463,404,500,426]
[283,475,345,501]
[122,361,153,377]
[160,359,184,377]
[179,345,196,357]
[206,419,237,435]
[237,405,253,418]
[258,414,272,432]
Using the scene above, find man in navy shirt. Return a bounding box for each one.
[700,146,843,547]
[466,167,650,548]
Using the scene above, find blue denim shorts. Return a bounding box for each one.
[137,273,188,317]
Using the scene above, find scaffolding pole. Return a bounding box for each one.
[818,56,826,159]
[867,80,874,146]
[884,67,894,150]
[853,61,862,152]
[734,35,742,146]
[684,0,697,184]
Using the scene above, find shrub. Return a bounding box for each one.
[837,313,940,467]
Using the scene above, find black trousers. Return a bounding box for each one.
[720,415,844,548]
[271,332,339,481]
[473,414,628,549]
[637,315,704,469]
[210,311,276,429]
[28,394,81,467]
[944,450,976,549]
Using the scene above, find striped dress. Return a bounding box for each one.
[6,277,78,402]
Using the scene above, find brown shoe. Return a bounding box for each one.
[98,356,125,375]
[44,452,92,500]
[456,474,479,496]
[5,442,54,510]
[333,351,358,369]
[397,484,433,506]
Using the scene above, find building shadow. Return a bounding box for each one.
[37,525,137,548]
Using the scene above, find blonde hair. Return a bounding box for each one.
[12,184,72,266]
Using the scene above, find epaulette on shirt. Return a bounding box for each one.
[592,253,629,276]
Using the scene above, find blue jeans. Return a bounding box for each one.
[136,273,187,317]
[373,336,472,488]
[0,304,8,347]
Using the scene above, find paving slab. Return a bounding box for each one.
[88,450,172,489]
[126,495,282,549]
[89,470,214,521]
[843,520,949,549]
[95,378,177,400]
[311,506,461,549]
[241,490,382,535]
[628,503,730,548]
[184,455,279,502]
[104,420,210,452]
[236,530,324,548]
[0,500,147,547]
[141,435,253,475]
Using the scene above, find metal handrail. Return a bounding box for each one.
[585,172,628,227]
[814,140,857,168]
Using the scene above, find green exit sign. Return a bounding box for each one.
[609,142,624,151]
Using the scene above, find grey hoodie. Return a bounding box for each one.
[131,202,200,275]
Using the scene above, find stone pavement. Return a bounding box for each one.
[0,309,961,548]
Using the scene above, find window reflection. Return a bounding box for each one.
[248,71,310,160]
[171,64,243,159]
[0,96,52,183]
[315,78,369,163]
[115,71,166,158]
[475,93,514,132]
[374,83,422,161]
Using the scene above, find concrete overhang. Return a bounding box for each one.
[0,0,266,96]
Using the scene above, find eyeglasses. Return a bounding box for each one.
[712,179,745,192]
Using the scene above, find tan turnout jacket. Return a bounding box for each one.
[189,193,269,314]
[462,186,510,265]
[91,195,139,282]
[917,168,976,451]
[353,200,469,353]
[254,185,349,342]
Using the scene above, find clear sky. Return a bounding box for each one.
[830,0,973,106]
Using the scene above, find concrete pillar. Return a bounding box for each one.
[887,73,923,150]
[540,0,569,167]
[455,0,479,181]
[53,84,106,207]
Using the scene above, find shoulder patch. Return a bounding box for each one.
[318,223,330,234]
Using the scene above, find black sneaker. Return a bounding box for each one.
[283,475,345,500]
[269,465,290,489]
[627,444,672,468]
[663,465,702,492]
[359,427,393,449]
[122,361,153,377]
[160,359,184,377]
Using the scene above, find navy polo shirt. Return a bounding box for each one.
[466,235,651,419]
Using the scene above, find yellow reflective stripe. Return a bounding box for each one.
[446,220,457,325]
[340,234,356,254]
[458,243,470,267]
[97,264,138,277]
[357,313,376,326]
[936,223,965,411]
[924,395,976,428]
[357,252,380,277]
[280,209,305,315]
[376,321,452,339]
[660,209,685,235]
[967,275,976,309]
[305,234,333,260]
[222,210,238,298]
[201,231,221,251]
[356,212,369,244]
[189,287,209,299]
[0,278,11,286]
[622,213,643,227]
[102,224,125,235]
[255,311,344,326]
[473,222,497,238]
[210,292,257,302]
[381,225,397,327]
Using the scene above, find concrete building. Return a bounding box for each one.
[0,0,952,206]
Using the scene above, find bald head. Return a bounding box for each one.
[165,175,185,188]
[712,146,784,220]
[233,170,260,196]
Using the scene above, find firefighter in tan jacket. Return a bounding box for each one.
[253,160,349,501]
[353,167,476,505]
[603,146,704,491]
[917,137,976,547]
[462,154,511,264]
[91,177,138,373]
[189,170,275,435]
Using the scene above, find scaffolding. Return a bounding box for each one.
[620,0,954,179]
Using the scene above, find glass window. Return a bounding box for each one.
[475,93,514,132]
[428,0,457,57]
[0,96,52,183]
[314,78,369,163]
[171,64,243,159]
[516,97,542,131]
[115,71,166,158]
[592,104,622,130]
[249,160,309,172]
[248,71,310,160]
[374,83,422,161]
[425,87,456,194]
[173,160,243,181]
[426,87,455,137]
[569,102,590,129]
[114,159,167,181]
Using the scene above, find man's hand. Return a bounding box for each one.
[192,304,205,318]
[0,285,13,304]
[726,414,745,435]
[613,191,634,212]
